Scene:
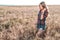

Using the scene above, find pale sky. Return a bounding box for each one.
[0,0,60,5]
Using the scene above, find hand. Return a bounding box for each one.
[40,14,43,20]
[40,8,46,20]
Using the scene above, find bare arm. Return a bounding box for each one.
[40,8,48,20]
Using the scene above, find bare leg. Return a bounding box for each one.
[36,29,45,38]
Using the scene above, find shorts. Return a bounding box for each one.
[37,24,46,30]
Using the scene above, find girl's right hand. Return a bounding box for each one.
[40,14,43,20]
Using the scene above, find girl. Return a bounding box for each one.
[36,1,49,38]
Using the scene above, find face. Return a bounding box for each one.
[39,4,44,10]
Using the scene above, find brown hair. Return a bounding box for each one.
[39,1,46,9]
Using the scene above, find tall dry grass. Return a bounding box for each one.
[0,6,60,40]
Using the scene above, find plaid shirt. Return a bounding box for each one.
[37,9,48,25]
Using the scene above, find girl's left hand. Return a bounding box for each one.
[40,8,46,20]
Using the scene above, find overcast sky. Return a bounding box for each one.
[0,0,60,5]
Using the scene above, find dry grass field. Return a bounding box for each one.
[0,5,60,40]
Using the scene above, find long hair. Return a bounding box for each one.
[39,1,49,12]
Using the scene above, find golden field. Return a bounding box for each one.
[0,5,60,40]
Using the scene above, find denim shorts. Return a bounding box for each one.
[37,24,46,30]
